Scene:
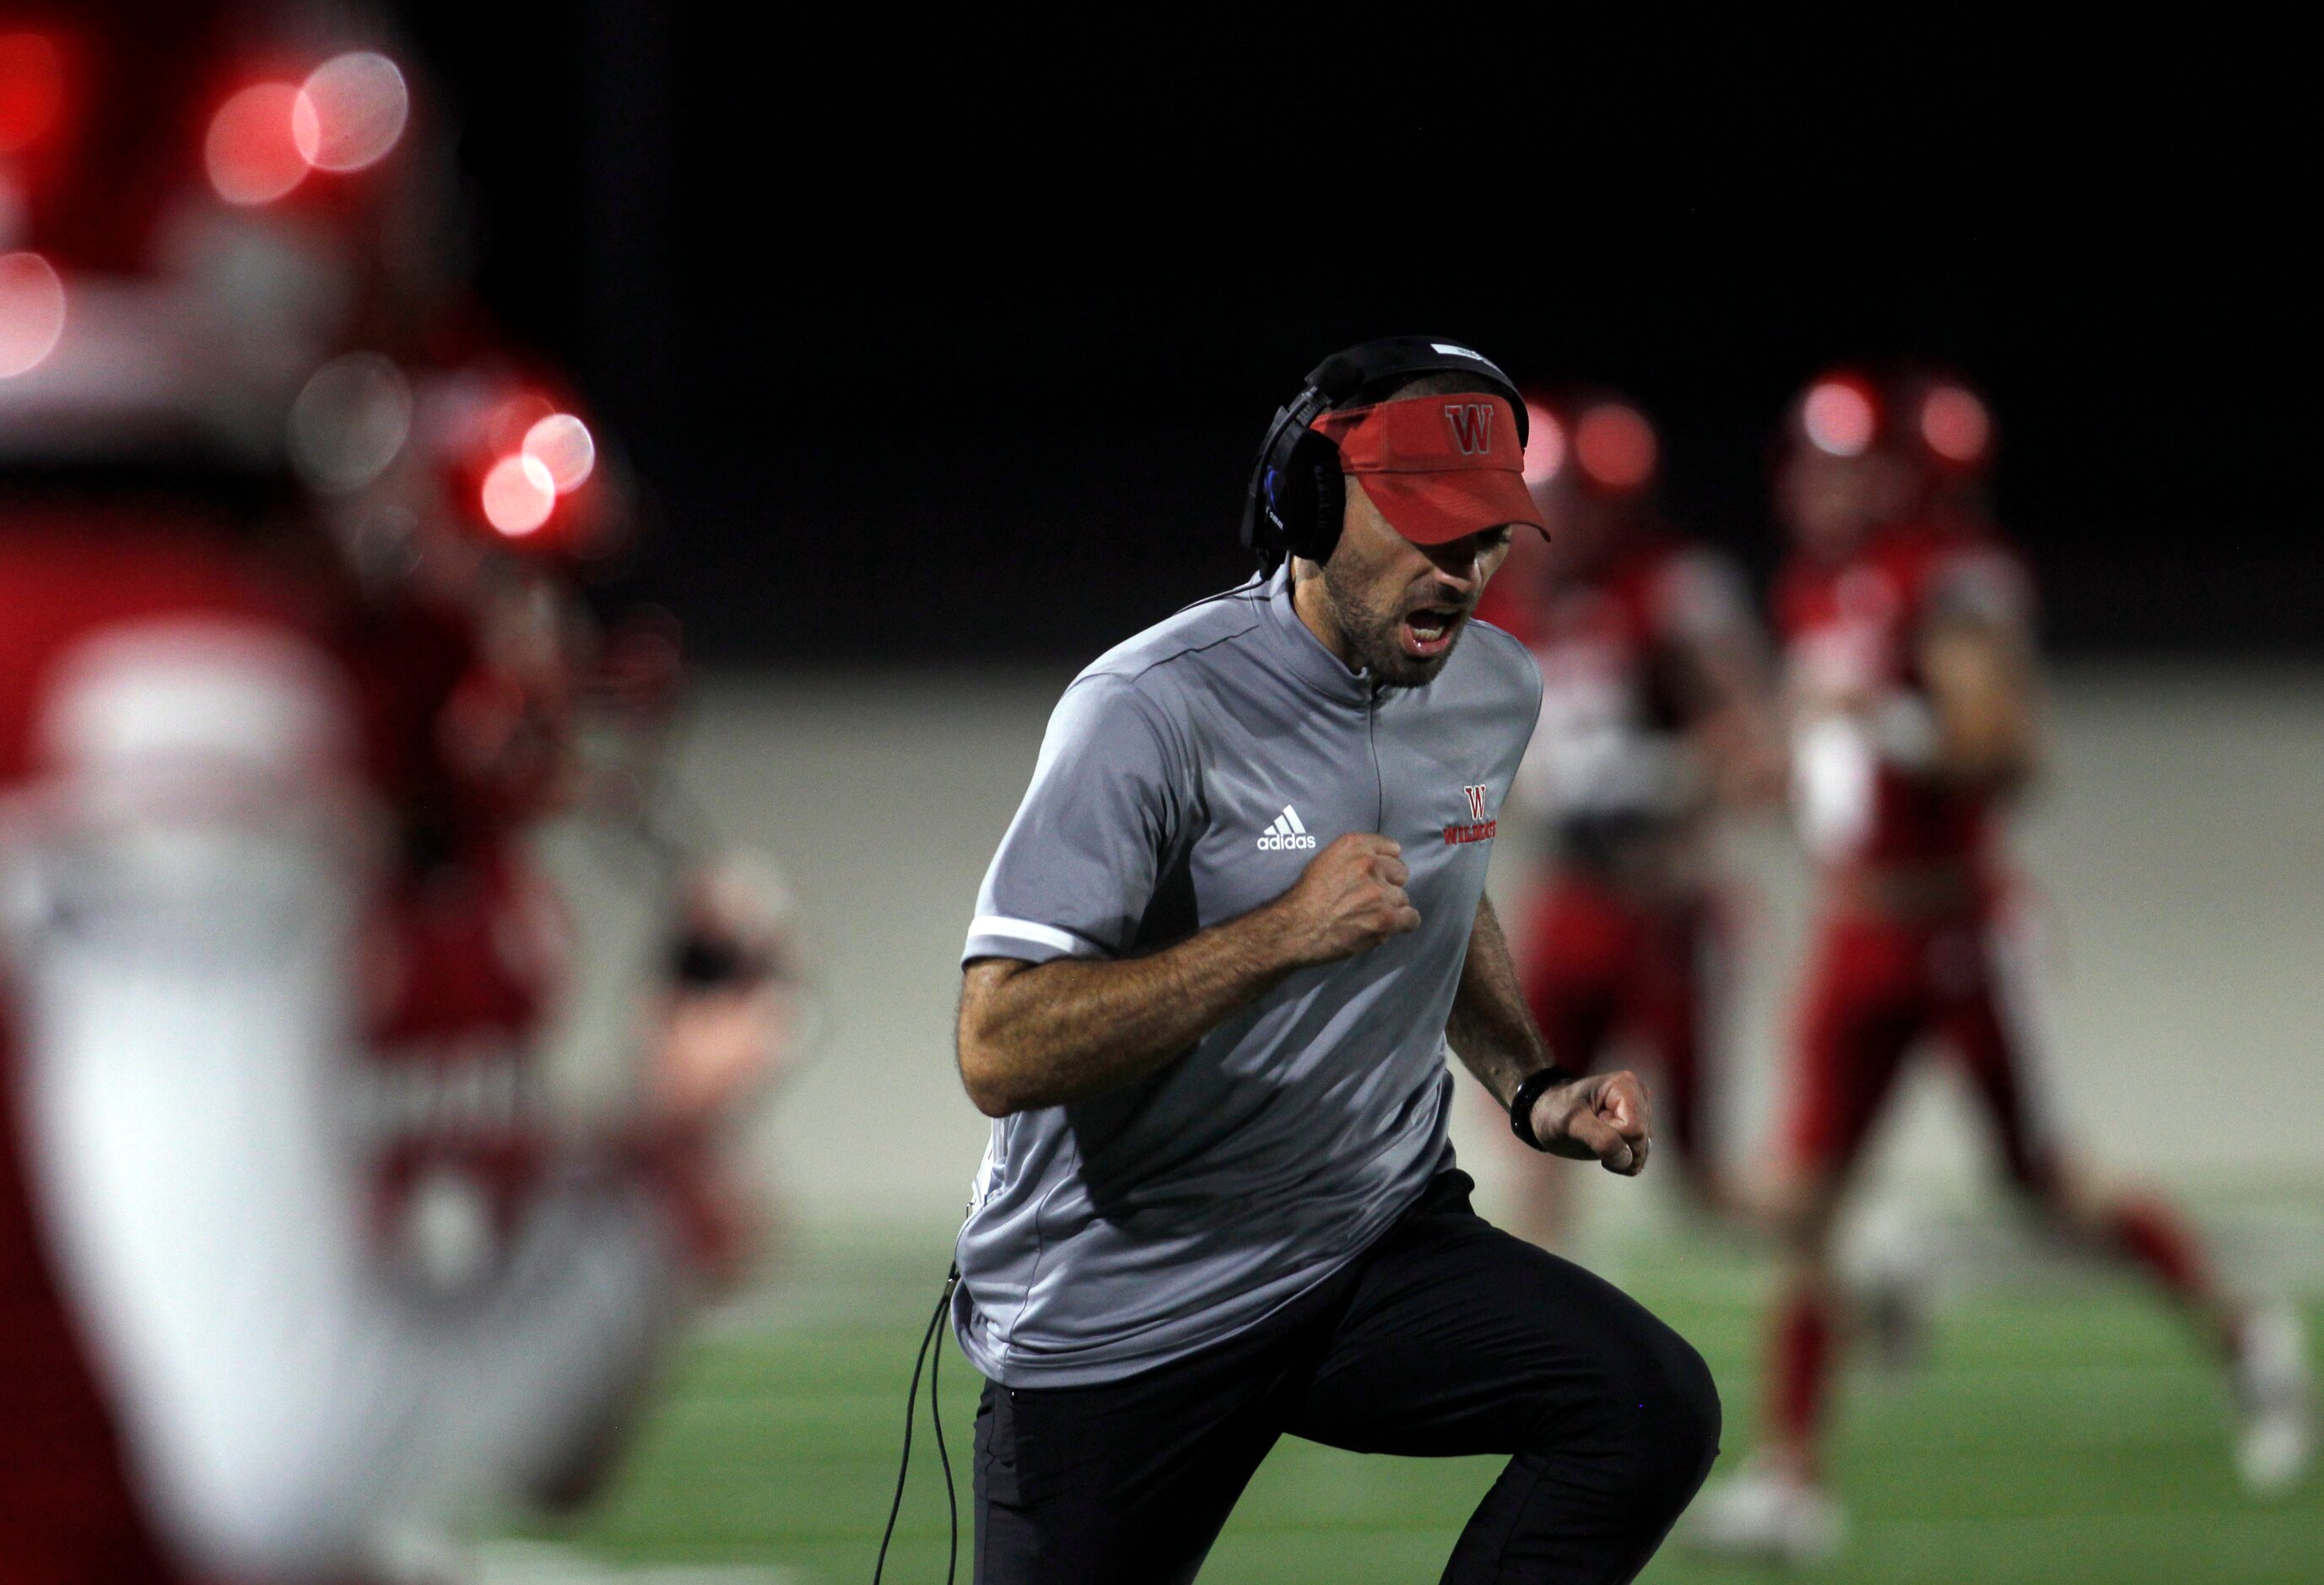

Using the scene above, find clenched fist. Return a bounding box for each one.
[1266,832,1421,968]
[1529,1069,1652,1176]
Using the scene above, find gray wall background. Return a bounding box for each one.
[542,666,2324,1269]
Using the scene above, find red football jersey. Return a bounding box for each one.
[1511,533,1754,829]
[2,511,569,1577]
[0,512,290,1583]
[1774,521,2032,868]
[356,839,565,1294]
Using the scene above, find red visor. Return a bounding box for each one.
[1311,392,1548,545]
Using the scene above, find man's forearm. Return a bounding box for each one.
[1921,619,2040,792]
[959,906,1297,1116]
[1445,896,1554,1107]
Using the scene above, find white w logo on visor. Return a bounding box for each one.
[1443,403,1494,455]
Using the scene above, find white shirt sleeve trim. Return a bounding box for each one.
[966,915,1105,959]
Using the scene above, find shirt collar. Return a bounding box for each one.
[1260,565,1373,704]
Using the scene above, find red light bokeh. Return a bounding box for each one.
[0,30,65,155]
[205,81,308,205]
[482,453,558,537]
[0,250,67,377]
[1575,403,1657,490]
[1522,402,1566,486]
[1802,379,1878,457]
[1920,385,1992,465]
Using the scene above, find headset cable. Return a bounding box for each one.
[873,1262,961,1583]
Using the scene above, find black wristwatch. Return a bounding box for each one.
[1508,1064,1583,1152]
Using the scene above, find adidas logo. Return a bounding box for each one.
[1256,804,1317,851]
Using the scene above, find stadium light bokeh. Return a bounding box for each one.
[0,246,63,376]
[1575,401,1658,490]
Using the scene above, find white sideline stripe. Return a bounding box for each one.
[966,916,1104,959]
[1282,804,1306,834]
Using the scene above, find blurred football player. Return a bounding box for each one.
[0,8,792,1580]
[1477,387,1781,1241]
[1686,367,2315,1562]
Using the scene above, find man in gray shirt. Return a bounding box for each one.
[954,339,1720,1583]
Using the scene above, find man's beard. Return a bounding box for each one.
[1319,558,1462,689]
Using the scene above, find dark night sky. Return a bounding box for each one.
[396,7,2319,663]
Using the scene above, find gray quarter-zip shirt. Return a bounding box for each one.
[954,567,1542,1387]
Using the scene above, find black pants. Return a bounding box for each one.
[971,1171,1721,1584]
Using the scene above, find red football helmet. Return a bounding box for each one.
[1888,365,1998,536]
[1774,365,1938,561]
[2,3,661,836]
[1473,385,1666,641]
[1,3,459,455]
[1522,384,1662,570]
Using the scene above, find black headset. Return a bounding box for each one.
[1239,336,1528,572]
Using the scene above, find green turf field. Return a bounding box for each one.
[511,1224,2322,1584]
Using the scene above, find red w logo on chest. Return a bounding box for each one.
[1445,784,1497,845]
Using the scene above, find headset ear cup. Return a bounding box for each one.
[1243,406,1295,565]
[1279,428,1344,564]
[1305,458,1344,564]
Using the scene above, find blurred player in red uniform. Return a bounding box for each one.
[1687,367,2315,1561]
[1478,387,1780,1241]
[0,8,792,1580]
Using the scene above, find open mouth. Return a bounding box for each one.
[1399,603,1467,659]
